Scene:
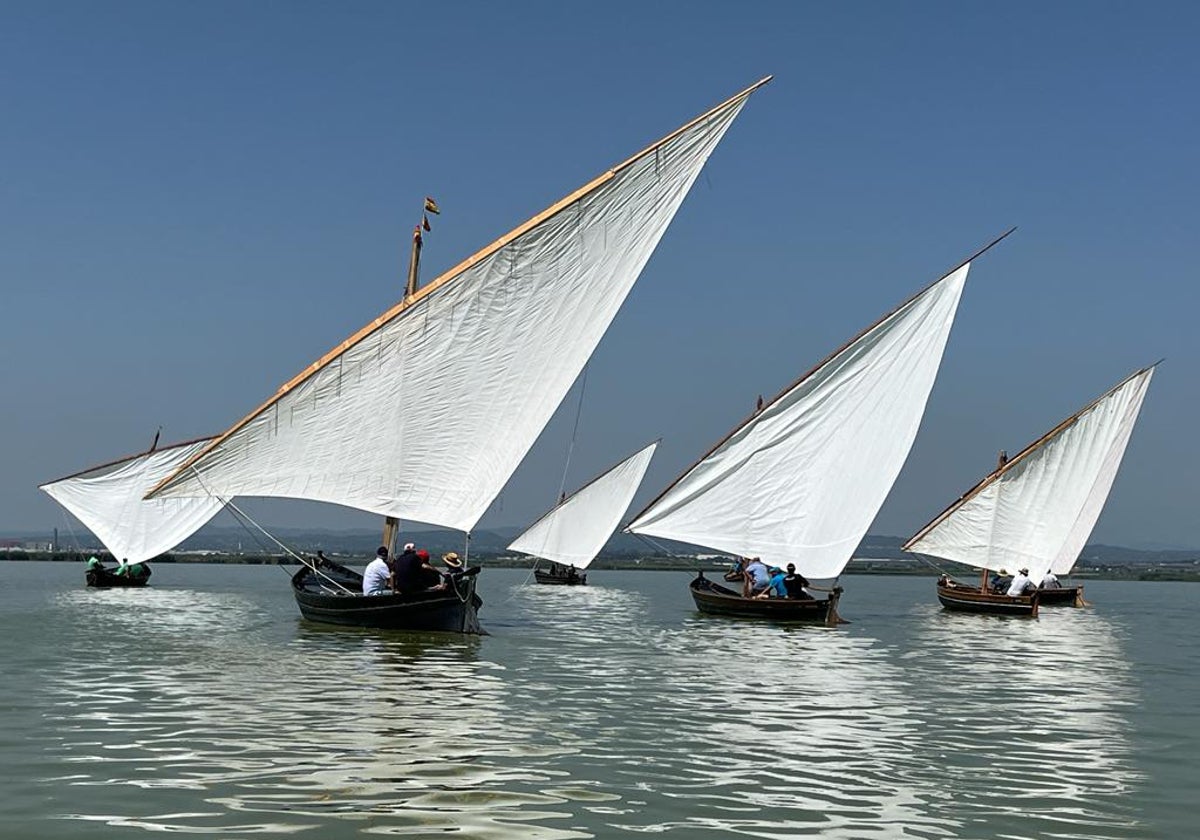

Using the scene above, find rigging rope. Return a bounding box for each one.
[185,467,353,594]
[556,364,589,503]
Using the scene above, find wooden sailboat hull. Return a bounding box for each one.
[1035,584,1085,606]
[936,581,1038,617]
[689,574,844,626]
[291,558,483,634]
[533,568,587,586]
[86,566,152,588]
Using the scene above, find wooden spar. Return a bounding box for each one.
[145,76,771,502]
[997,450,1007,469]
[383,205,430,549]
[902,362,1158,552]
[626,228,1017,531]
[40,435,218,487]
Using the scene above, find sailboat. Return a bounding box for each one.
[509,441,658,585]
[143,78,771,632]
[904,365,1155,616]
[40,435,226,587]
[626,233,1014,624]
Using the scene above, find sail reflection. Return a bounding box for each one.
[42,587,592,838]
[35,572,1152,838]
[904,601,1146,837]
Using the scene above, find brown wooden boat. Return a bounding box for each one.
[1033,584,1085,607]
[689,573,844,626]
[935,577,1038,617]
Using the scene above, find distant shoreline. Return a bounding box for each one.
[4,551,1199,582]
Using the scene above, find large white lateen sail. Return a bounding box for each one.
[41,438,225,564]
[147,79,770,534]
[627,247,991,579]
[903,366,1154,581]
[509,441,658,569]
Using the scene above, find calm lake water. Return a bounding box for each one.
[1,561,1194,839]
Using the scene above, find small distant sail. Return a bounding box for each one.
[40,437,225,564]
[627,264,970,579]
[147,79,768,534]
[509,442,658,569]
[904,366,1155,581]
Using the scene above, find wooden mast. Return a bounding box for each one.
[383,207,432,552]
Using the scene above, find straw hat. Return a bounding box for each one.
[442,552,463,569]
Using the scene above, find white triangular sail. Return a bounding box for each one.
[626,264,971,579]
[147,80,768,533]
[509,441,658,569]
[41,438,225,564]
[903,367,1154,581]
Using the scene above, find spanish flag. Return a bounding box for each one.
[424,196,441,214]
[413,225,423,245]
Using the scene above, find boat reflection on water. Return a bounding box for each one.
[605,618,950,838]
[37,572,1149,839]
[904,603,1145,837]
[42,595,593,839]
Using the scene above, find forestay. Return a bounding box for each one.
[147,81,766,532]
[903,366,1154,581]
[627,265,970,579]
[509,441,657,569]
[41,439,225,564]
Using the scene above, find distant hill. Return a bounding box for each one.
[7,523,1198,566]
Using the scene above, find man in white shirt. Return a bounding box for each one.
[362,546,392,595]
[1040,569,1061,589]
[1006,567,1034,597]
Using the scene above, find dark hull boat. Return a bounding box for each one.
[291,557,483,634]
[689,574,844,626]
[533,566,586,586]
[86,565,152,588]
[935,580,1038,617]
[1035,584,1085,607]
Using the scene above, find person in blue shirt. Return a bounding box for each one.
[761,566,788,598]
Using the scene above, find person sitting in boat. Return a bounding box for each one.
[990,569,1011,594]
[755,566,785,598]
[1006,567,1036,597]
[393,545,422,593]
[127,562,149,578]
[783,564,812,599]
[1040,569,1061,589]
[115,558,131,577]
[742,557,771,598]
[362,546,393,596]
[442,552,464,575]
[86,556,105,572]
[416,549,446,590]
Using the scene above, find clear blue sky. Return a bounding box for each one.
[3,1,1197,548]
